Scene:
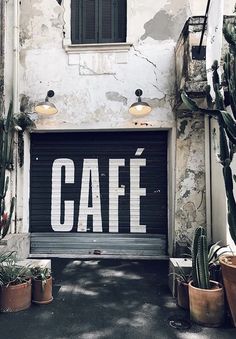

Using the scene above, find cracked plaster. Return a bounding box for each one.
[19,0,178,124]
[16,0,213,250]
[141,0,190,41]
[175,114,206,247]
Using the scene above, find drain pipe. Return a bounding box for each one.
[205,115,212,241]
[0,2,5,105]
[12,0,20,234]
[13,0,19,115]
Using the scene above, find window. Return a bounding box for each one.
[71,0,127,44]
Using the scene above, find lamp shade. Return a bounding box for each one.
[129,101,152,117]
[129,89,152,117]
[34,90,58,116]
[34,102,58,115]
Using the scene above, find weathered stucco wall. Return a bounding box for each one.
[175,114,206,254]
[189,0,235,16]
[14,0,235,253]
[19,0,234,127]
[1,0,14,113]
[17,0,209,252]
[18,0,196,129]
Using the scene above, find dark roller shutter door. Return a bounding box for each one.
[30,131,168,258]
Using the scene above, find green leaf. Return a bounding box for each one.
[180,91,200,111]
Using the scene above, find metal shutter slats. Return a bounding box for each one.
[30,131,168,258]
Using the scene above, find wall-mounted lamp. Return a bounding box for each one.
[129,89,152,117]
[34,90,58,116]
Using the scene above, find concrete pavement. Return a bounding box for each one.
[0,259,235,339]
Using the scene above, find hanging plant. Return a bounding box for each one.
[0,101,35,240]
[0,102,15,240]
[15,113,35,168]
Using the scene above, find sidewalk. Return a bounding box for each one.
[0,259,235,339]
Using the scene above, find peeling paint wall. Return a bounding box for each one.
[175,114,206,253]
[18,0,234,127]
[0,1,4,108]
[14,0,235,252]
[189,1,235,16]
[2,0,14,113]
[19,0,192,128]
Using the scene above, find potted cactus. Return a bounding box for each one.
[180,13,236,327]
[188,227,225,327]
[30,266,53,304]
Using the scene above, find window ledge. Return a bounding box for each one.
[64,42,132,54]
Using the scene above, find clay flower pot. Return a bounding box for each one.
[189,280,225,327]
[0,279,31,312]
[32,276,53,304]
[176,279,189,310]
[220,255,236,327]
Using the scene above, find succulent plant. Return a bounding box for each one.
[191,227,230,289]
[192,227,210,289]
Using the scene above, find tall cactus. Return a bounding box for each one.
[192,227,210,289]
[181,16,236,246]
[0,102,15,240]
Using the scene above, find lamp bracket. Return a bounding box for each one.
[47,90,55,98]
[192,46,206,60]
[135,89,143,97]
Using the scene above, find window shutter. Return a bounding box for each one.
[98,0,114,43]
[71,0,82,44]
[114,0,127,42]
[82,0,99,43]
[71,0,126,44]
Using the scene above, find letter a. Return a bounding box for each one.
[78,159,102,232]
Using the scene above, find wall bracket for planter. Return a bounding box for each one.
[192,46,206,60]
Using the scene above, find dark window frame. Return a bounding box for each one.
[71,0,127,44]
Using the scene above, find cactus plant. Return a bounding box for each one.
[192,227,210,289]
[0,103,15,240]
[181,16,236,246]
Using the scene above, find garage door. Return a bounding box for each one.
[30,131,168,258]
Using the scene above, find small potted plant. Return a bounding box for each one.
[176,268,191,310]
[30,266,53,304]
[0,252,31,312]
[170,262,191,310]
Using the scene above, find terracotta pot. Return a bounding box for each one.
[189,280,225,327]
[176,279,189,310]
[32,276,53,304]
[0,279,31,312]
[220,255,236,327]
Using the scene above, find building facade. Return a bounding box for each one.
[1,0,235,258]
